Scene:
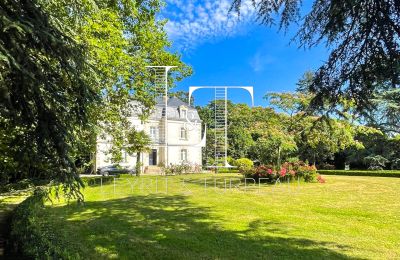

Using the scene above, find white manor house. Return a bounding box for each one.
[95,96,204,174]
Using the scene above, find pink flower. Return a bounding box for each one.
[289,170,295,176]
[267,168,273,174]
[280,168,287,177]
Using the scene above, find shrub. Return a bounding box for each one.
[296,164,318,182]
[162,162,202,175]
[235,158,253,174]
[364,155,389,170]
[317,170,400,178]
[251,165,277,183]
[318,163,335,170]
[245,161,317,183]
[391,158,400,170]
[10,188,81,259]
[227,156,236,166]
[317,175,326,183]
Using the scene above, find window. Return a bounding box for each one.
[150,126,157,141]
[180,127,187,140]
[122,149,128,163]
[182,109,187,119]
[179,106,187,119]
[180,149,187,161]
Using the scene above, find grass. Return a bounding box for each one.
[33,174,400,259]
[317,169,400,178]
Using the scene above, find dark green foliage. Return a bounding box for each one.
[363,89,400,135]
[10,188,82,259]
[318,170,400,178]
[232,0,400,114]
[0,178,50,193]
[0,0,97,200]
[364,155,389,170]
[126,129,152,176]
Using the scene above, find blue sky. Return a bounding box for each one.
[162,0,330,107]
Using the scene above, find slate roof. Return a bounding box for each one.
[155,96,192,108]
[151,97,201,122]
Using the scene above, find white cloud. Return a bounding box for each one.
[163,0,257,51]
[249,51,275,72]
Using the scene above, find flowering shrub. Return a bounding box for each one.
[243,161,318,183]
[295,164,317,182]
[248,165,276,183]
[317,175,326,183]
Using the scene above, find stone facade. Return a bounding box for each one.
[96,97,204,174]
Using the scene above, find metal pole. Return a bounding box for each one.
[224,87,228,166]
[165,68,168,166]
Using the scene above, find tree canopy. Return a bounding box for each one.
[232,0,400,115]
[0,0,190,199]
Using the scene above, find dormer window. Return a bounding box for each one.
[179,105,187,119]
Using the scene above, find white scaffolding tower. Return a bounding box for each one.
[146,66,176,166]
[188,86,254,168]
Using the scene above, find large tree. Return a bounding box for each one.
[0,0,190,199]
[232,0,400,114]
[0,0,97,198]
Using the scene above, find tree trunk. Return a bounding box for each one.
[313,152,316,166]
[136,152,141,176]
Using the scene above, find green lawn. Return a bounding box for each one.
[37,174,400,259]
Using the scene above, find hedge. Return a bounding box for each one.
[10,189,82,259]
[81,175,115,187]
[317,170,400,178]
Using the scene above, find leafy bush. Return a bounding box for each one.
[318,163,335,170]
[364,155,389,170]
[235,158,253,174]
[227,156,236,166]
[244,161,317,183]
[317,170,400,178]
[10,188,81,259]
[294,164,318,182]
[162,162,203,175]
[391,158,400,170]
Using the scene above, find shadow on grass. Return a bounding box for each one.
[44,194,357,259]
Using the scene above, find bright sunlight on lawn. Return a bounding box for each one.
[39,174,400,259]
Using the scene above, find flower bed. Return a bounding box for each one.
[243,161,318,183]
